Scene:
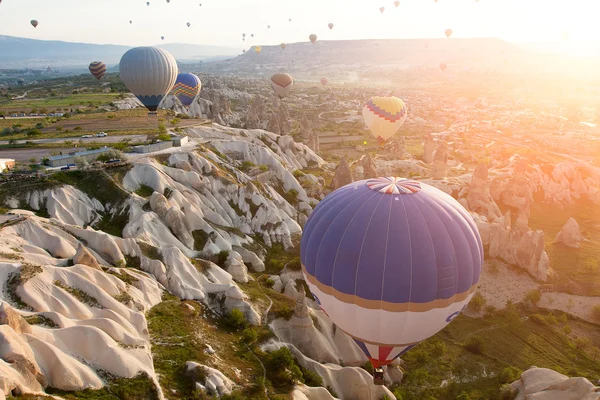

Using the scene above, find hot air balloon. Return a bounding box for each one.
[394,0,400,7]
[320,77,328,86]
[309,34,317,44]
[89,61,107,81]
[242,33,246,38]
[254,46,262,54]
[161,36,165,40]
[129,20,133,24]
[440,62,447,71]
[30,20,38,28]
[362,96,407,142]
[445,29,453,38]
[187,22,191,27]
[119,46,178,114]
[289,18,292,22]
[270,73,294,99]
[300,177,483,383]
[251,33,254,38]
[267,25,271,29]
[281,43,287,49]
[328,23,334,30]
[379,7,385,13]
[173,73,201,107]
[146,1,150,5]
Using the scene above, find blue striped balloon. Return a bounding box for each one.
[300,177,483,367]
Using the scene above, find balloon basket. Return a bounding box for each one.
[147,112,158,122]
[373,367,385,386]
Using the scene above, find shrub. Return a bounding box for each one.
[484,305,497,317]
[241,327,258,344]
[499,366,521,384]
[135,184,154,198]
[525,289,542,306]
[468,292,486,312]
[464,336,485,354]
[263,347,303,389]
[456,393,470,400]
[287,257,301,271]
[226,308,248,331]
[240,160,255,172]
[500,384,519,400]
[362,361,374,374]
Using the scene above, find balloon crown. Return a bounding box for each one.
[366,177,421,194]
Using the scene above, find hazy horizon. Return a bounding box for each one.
[1,0,599,56]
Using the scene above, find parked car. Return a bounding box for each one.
[96,132,107,137]
[10,114,17,117]
[17,113,25,117]
[81,134,93,138]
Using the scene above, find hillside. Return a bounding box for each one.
[0,35,238,69]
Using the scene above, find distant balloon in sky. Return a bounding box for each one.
[173,73,201,107]
[30,20,38,28]
[440,62,447,71]
[254,46,262,54]
[161,36,165,40]
[251,33,254,38]
[394,0,400,7]
[379,6,385,13]
[129,20,133,24]
[146,1,150,5]
[362,96,408,142]
[445,29,453,38]
[320,77,328,86]
[89,61,107,80]
[309,34,317,43]
[187,22,191,27]
[267,25,271,29]
[242,33,246,37]
[328,23,334,30]
[271,73,294,99]
[280,43,287,49]
[119,46,178,113]
[289,18,292,22]
[300,177,483,370]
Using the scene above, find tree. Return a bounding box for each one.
[525,289,541,306]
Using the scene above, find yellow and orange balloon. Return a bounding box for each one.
[362,96,408,142]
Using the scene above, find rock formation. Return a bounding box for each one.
[267,113,281,134]
[330,159,354,190]
[72,243,101,270]
[555,217,585,248]
[431,140,448,180]
[361,154,378,179]
[244,97,268,129]
[511,367,600,400]
[466,162,502,222]
[423,133,435,164]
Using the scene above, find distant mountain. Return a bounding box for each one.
[0,35,238,69]
[197,37,591,80]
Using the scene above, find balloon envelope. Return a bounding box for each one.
[320,77,328,86]
[173,73,201,107]
[445,29,453,38]
[309,34,317,43]
[30,20,38,28]
[254,46,262,54]
[89,61,107,80]
[328,23,334,30]
[394,1,400,7]
[300,177,483,368]
[440,63,447,71]
[271,73,294,98]
[380,6,385,13]
[281,43,287,49]
[119,46,178,112]
[362,96,408,141]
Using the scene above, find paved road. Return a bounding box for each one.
[0,116,46,120]
[0,134,147,145]
[0,148,74,163]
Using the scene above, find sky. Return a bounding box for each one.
[1,0,599,54]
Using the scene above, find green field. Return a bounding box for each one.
[529,200,600,295]
[0,93,121,113]
[395,307,600,400]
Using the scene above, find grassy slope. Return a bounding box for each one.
[0,93,121,112]
[395,308,600,400]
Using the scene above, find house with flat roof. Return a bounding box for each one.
[47,147,111,167]
[0,158,15,172]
